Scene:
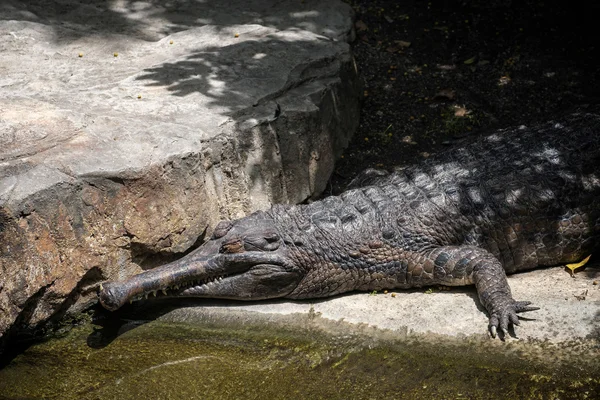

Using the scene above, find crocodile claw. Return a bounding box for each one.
[488,300,539,338]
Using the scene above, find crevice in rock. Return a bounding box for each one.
[132,225,209,271]
[103,176,126,186]
[45,268,104,327]
[10,281,55,331]
[0,267,109,367]
[0,280,55,365]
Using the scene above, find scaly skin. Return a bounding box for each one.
[99,109,600,337]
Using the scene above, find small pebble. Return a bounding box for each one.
[169,40,174,44]
[384,290,388,294]
[114,52,118,57]
[78,53,83,57]
[391,293,396,298]
[234,33,240,38]
[137,95,142,99]
[593,280,598,285]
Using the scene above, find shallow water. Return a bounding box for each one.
[1,313,599,400]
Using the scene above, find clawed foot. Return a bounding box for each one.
[488,300,539,338]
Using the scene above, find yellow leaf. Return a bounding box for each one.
[565,255,591,276]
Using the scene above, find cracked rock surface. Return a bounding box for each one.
[0,0,360,345]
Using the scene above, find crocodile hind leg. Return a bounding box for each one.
[427,246,539,338]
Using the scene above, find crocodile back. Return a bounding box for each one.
[386,109,600,271]
[280,109,600,274]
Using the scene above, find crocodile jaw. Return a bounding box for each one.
[98,250,301,311]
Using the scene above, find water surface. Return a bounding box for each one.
[1,312,599,399]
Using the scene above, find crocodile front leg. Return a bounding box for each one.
[427,246,539,338]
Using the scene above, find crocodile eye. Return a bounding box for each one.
[220,237,244,254]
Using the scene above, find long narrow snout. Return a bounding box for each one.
[98,249,299,311]
[98,252,227,311]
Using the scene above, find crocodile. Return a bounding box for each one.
[99,109,600,337]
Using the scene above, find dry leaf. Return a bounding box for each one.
[574,290,588,301]
[394,40,411,48]
[386,46,400,53]
[402,135,416,144]
[454,106,469,117]
[433,88,456,101]
[355,20,368,31]
[498,75,511,86]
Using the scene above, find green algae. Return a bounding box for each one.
[0,317,598,400]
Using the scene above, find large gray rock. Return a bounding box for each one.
[0,0,360,344]
[159,264,599,343]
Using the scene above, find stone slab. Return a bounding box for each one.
[0,0,360,346]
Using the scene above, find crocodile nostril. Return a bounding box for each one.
[243,233,281,251]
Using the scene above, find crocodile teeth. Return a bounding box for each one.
[162,289,167,295]
[152,291,157,297]
[144,294,148,299]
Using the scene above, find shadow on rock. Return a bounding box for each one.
[1,0,351,42]
[134,34,346,110]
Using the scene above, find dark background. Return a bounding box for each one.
[330,0,599,193]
